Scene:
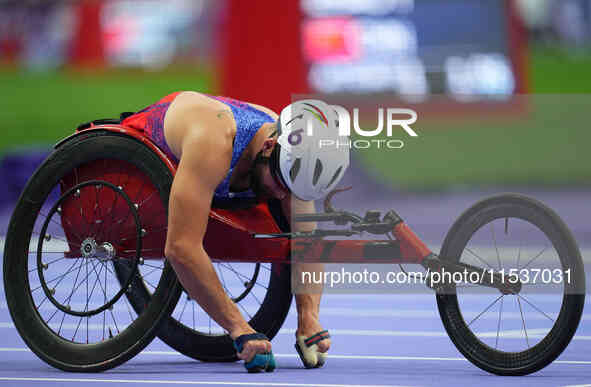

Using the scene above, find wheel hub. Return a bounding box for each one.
[81,238,116,261]
[81,238,97,258]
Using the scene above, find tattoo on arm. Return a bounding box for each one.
[217,110,231,119]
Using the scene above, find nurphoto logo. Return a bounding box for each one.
[318,104,419,149]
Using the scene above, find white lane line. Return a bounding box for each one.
[1,347,590,365]
[281,328,589,340]
[6,301,591,322]
[289,307,591,322]
[0,348,30,352]
[0,377,412,387]
[1,322,590,341]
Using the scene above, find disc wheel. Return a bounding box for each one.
[436,193,585,375]
[114,199,293,362]
[3,131,182,372]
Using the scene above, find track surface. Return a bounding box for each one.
[0,188,589,387]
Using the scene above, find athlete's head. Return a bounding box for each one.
[250,100,349,201]
[250,124,289,200]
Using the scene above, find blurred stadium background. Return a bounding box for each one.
[0,0,590,210]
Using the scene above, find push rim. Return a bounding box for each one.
[36,180,141,318]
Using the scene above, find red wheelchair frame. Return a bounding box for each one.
[3,119,580,376]
[58,123,434,267]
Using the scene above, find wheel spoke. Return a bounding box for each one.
[77,200,91,238]
[495,296,504,349]
[519,245,549,271]
[94,184,108,241]
[143,277,158,290]
[192,300,196,330]
[517,294,555,323]
[109,190,155,229]
[99,261,121,336]
[468,294,504,327]
[31,259,80,293]
[39,210,86,246]
[517,296,530,348]
[73,315,84,342]
[516,238,522,269]
[123,294,136,321]
[86,259,105,308]
[235,297,253,320]
[32,230,81,249]
[136,190,156,208]
[249,288,263,306]
[84,257,89,343]
[29,256,67,273]
[217,265,233,299]
[464,247,495,271]
[490,221,502,270]
[141,266,162,279]
[142,262,164,270]
[177,295,190,323]
[36,295,49,310]
[62,259,85,307]
[46,307,59,324]
[218,263,267,290]
[103,181,122,242]
[58,308,67,335]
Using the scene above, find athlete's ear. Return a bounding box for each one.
[261,137,277,155]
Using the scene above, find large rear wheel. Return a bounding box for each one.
[3,131,182,372]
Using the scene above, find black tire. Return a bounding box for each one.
[115,200,293,362]
[436,193,585,376]
[3,131,182,372]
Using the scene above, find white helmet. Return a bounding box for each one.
[269,99,349,201]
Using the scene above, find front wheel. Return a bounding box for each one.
[436,193,585,376]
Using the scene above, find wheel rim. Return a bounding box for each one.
[447,214,569,354]
[26,163,167,344]
[36,180,141,318]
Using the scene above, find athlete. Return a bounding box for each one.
[121,92,349,372]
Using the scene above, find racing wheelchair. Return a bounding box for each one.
[3,118,585,376]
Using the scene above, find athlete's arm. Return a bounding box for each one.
[281,196,324,312]
[163,100,270,360]
[281,195,316,232]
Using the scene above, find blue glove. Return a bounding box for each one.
[233,333,276,373]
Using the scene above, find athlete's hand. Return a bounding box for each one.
[232,332,276,372]
[236,339,272,362]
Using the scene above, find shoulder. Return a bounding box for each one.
[164,91,236,158]
[166,91,233,124]
[242,101,279,120]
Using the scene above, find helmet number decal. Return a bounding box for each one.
[288,129,304,146]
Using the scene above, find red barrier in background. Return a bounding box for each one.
[70,0,105,68]
[219,0,308,114]
[507,0,529,94]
